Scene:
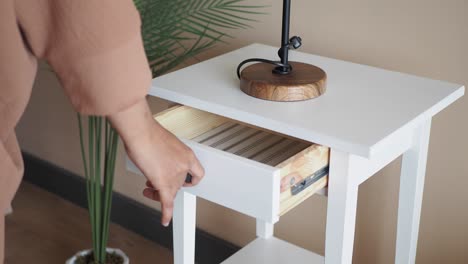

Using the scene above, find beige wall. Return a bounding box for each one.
[16,0,467,263]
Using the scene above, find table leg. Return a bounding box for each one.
[256,219,274,238]
[325,149,360,264]
[173,191,197,264]
[395,120,431,264]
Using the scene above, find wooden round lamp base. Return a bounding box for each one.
[240,61,327,102]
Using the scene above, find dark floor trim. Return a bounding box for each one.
[22,152,240,264]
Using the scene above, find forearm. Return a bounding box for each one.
[107,97,204,226]
[107,98,164,148]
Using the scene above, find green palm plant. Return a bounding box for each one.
[76,0,265,263]
[135,0,266,77]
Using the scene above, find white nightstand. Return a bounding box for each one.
[127,44,464,264]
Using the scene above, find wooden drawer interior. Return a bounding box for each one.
[155,105,329,216]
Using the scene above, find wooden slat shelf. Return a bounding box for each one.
[193,122,310,167]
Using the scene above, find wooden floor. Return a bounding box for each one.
[5,182,173,263]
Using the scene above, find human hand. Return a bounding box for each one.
[108,99,204,226]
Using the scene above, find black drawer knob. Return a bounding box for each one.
[185,173,193,184]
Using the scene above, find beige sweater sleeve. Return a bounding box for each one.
[15,0,151,115]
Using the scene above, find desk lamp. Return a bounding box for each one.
[237,0,327,101]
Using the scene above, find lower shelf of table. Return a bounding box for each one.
[221,237,324,264]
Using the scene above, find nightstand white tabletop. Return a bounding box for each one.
[151,43,464,158]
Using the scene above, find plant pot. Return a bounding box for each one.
[66,248,129,264]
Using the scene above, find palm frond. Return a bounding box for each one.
[135,0,267,77]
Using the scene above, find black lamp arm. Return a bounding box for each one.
[279,0,291,66]
[273,0,302,75]
[236,0,302,77]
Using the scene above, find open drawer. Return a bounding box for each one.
[127,105,329,223]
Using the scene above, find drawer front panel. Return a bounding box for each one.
[183,140,281,223]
